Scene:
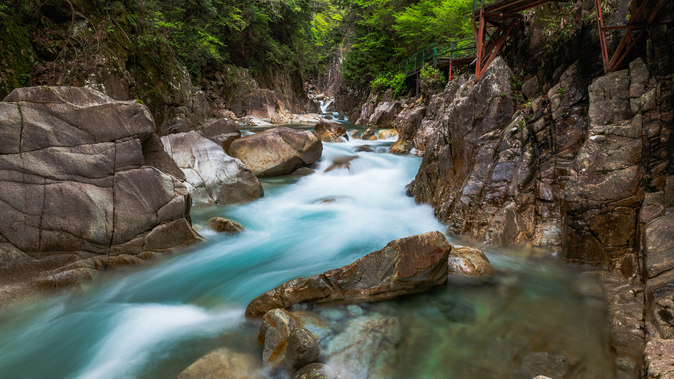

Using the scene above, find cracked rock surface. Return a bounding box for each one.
[0,87,200,301]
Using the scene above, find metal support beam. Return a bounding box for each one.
[595,0,670,73]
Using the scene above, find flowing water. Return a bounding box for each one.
[0,126,614,379]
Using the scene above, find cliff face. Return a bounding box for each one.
[0,1,311,134]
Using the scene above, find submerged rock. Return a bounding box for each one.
[177,347,264,379]
[285,328,321,376]
[208,217,244,234]
[162,131,263,208]
[0,86,199,291]
[292,363,335,379]
[229,127,322,177]
[245,231,452,318]
[314,119,347,143]
[324,314,401,378]
[355,145,375,153]
[325,156,358,172]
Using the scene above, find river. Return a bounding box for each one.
[0,125,614,379]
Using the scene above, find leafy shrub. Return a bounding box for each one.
[371,72,408,99]
[420,63,445,95]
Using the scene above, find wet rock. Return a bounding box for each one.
[376,129,398,140]
[259,309,301,366]
[208,218,244,234]
[198,118,241,152]
[644,339,674,379]
[390,139,412,155]
[314,119,347,143]
[177,347,264,379]
[447,246,494,277]
[361,128,377,140]
[162,131,264,208]
[0,87,199,289]
[355,145,375,153]
[408,57,517,244]
[245,231,452,318]
[285,328,321,376]
[229,127,322,177]
[325,156,358,172]
[291,167,316,177]
[291,363,335,379]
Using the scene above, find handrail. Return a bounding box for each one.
[393,38,477,77]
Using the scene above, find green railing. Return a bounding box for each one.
[395,39,477,77]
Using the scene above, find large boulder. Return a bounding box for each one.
[197,118,241,152]
[245,231,452,318]
[367,100,404,129]
[314,119,347,143]
[0,87,200,294]
[229,127,322,177]
[394,105,427,140]
[161,131,263,208]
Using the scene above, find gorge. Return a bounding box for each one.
[0,0,673,378]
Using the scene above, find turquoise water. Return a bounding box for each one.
[0,137,445,378]
[0,131,614,378]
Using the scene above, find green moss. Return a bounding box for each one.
[0,11,35,98]
[135,99,143,104]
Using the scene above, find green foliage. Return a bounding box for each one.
[541,3,576,48]
[371,72,407,98]
[420,63,445,94]
[337,0,473,87]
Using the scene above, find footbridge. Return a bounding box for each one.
[395,0,669,93]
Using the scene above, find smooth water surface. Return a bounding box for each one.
[0,128,614,379]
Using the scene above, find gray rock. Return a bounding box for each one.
[198,118,241,152]
[521,76,539,99]
[368,100,404,128]
[161,131,263,208]
[0,86,199,291]
[229,127,322,177]
[285,328,321,376]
